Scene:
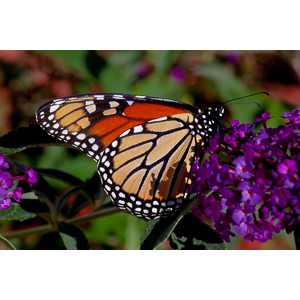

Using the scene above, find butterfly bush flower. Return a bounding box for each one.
[170,67,185,82]
[0,154,38,217]
[191,110,300,243]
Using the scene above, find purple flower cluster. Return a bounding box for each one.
[170,67,185,82]
[0,154,38,217]
[191,110,300,243]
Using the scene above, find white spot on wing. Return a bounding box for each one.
[134,125,143,133]
[86,104,96,113]
[148,116,167,123]
[113,94,124,99]
[77,133,86,140]
[50,105,60,113]
[120,129,130,137]
[92,144,99,151]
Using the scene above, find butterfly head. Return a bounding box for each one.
[196,105,225,146]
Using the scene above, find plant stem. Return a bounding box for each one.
[2,206,120,240]
[0,234,17,250]
[67,207,120,225]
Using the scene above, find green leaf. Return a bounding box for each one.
[108,50,141,67]
[81,171,102,202]
[66,172,101,218]
[148,50,177,76]
[0,124,64,155]
[98,65,131,93]
[169,213,226,250]
[0,202,36,221]
[37,50,92,80]
[194,62,251,99]
[21,191,42,199]
[140,195,199,250]
[58,222,90,250]
[140,217,180,250]
[18,191,54,218]
[55,185,83,214]
[132,75,185,100]
[34,168,84,186]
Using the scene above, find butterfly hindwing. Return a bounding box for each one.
[98,113,203,219]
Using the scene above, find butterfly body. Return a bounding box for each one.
[36,93,224,219]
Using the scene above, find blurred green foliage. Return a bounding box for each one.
[0,50,299,249]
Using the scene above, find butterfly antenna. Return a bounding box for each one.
[222,91,269,107]
[225,101,261,108]
[223,115,232,127]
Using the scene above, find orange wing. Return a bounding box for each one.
[36,94,190,162]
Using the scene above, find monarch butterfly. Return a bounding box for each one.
[36,93,225,219]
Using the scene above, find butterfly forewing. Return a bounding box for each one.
[36,93,192,163]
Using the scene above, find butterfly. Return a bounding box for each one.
[36,93,225,219]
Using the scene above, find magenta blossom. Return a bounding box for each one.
[191,110,300,243]
[0,154,38,217]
